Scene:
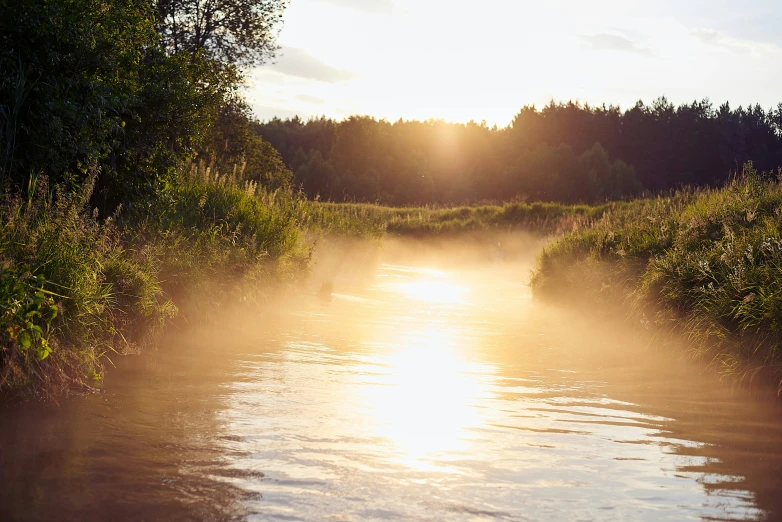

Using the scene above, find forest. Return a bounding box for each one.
[257,100,782,204]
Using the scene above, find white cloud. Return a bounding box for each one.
[579,33,652,56]
[270,47,357,83]
[313,0,394,14]
[296,94,328,105]
[690,29,781,56]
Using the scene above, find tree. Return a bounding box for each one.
[200,99,292,190]
[0,0,237,212]
[0,0,157,189]
[155,0,288,67]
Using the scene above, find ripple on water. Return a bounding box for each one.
[0,263,780,521]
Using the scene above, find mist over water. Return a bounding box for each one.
[2,236,782,521]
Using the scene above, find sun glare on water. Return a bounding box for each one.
[396,280,467,304]
[359,268,493,470]
[383,266,468,305]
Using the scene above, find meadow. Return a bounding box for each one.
[298,199,609,237]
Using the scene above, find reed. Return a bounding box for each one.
[532,163,782,390]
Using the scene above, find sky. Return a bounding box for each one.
[245,0,782,126]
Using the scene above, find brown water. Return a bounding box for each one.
[3,256,782,521]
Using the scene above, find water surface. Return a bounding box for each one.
[3,258,782,521]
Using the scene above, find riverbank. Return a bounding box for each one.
[0,173,309,401]
[532,163,782,390]
[301,200,611,237]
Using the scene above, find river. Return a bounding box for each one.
[2,244,782,521]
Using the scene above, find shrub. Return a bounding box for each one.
[0,176,173,398]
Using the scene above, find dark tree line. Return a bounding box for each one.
[256,98,782,205]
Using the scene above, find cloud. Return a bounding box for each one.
[579,33,652,56]
[690,28,781,56]
[313,0,394,15]
[252,105,310,122]
[296,94,328,105]
[270,47,356,83]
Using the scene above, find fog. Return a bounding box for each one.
[3,234,782,521]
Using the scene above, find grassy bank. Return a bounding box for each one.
[298,200,611,237]
[0,173,308,400]
[532,163,782,389]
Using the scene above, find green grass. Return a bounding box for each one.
[0,175,173,398]
[295,200,610,238]
[0,172,308,400]
[532,163,782,390]
[130,179,307,314]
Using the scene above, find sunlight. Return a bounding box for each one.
[380,266,468,304]
[396,280,467,304]
[361,325,489,470]
[249,0,782,125]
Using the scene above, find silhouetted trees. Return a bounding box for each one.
[256,98,782,204]
[155,0,287,67]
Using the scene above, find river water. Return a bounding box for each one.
[2,249,782,521]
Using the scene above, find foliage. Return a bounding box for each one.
[0,0,157,188]
[0,176,175,397]
[532,163,782,389]
[0,272,58,364]
[155,0,288,67]
[93,48,236,215]
[0,0,298,401]
[198,99,293,191]
[0,0,237,214]
[257,98,782,205]
[0,168,310,399]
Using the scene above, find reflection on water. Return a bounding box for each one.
[361,326,489,470]
[2,260,782,521]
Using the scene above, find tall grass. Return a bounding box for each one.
[0,175,174,398]
[186,155,612,240]
[291,200,611,239]
[0,167,309,400]
[532,163,782,389]
[132,176,307,312]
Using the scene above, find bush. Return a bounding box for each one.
[0,176,174,398]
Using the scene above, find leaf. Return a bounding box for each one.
[18,331,31,349]
[49,305,58,321]
[37,339,51,361]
